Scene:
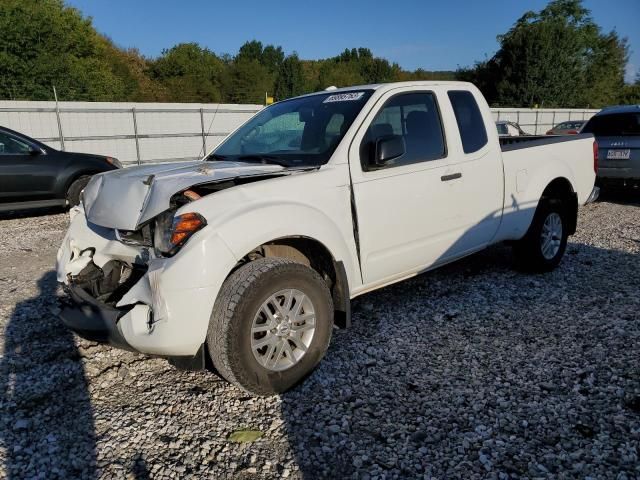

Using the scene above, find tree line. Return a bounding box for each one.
[0,0,453,104]
[0,0,638,107]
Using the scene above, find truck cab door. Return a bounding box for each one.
[348,87,465,286]
[436,89,503,256]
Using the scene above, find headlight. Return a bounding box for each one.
[105,156,123,169]
[154,211,206,257]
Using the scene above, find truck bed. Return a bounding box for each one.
[494,132,596,244]
[500,134,591,151]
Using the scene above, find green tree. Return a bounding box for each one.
[317,61,364,89]
[236,40,264,63]
[226,59,271,104]
[233,40,284,100]
[261,45,285,74]
[274,54,305,100]
[0,0,460,104]
[460,0,628,108]
[0,0,128,100]
[104,44,169,101]
[619,74,640,104]
[150,43,225,102]
[235,40,284,74]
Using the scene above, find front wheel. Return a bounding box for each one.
[206,257,334,396]
[513,199,569,272]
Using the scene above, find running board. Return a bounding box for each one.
[0,199,66,213]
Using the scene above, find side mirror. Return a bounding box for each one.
[28,147,43,156]
[374,135,405,166]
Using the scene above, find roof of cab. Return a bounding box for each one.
[597,104,640,116]
[293,81,475,100]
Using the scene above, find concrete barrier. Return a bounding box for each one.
[0,101,262,165]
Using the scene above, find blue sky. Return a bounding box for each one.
[66,0,640,82]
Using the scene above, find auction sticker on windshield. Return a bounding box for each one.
[323,92,366,103]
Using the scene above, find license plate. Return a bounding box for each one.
[606,149,630,160]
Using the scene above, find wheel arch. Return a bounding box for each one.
[540,177,578,235]
[235,236,351,328]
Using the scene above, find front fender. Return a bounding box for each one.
[182,172,361,292]
[199,200,359,288]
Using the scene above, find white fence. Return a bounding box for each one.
[491,108,599,135]
[0,101,262,165]
[0,101,600,165]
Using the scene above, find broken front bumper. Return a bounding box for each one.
[56,206,237,360]
[59,283,134,350]
[59,284,206,369]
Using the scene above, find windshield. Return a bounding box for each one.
[582,112,640,137]
[208,90,374,167]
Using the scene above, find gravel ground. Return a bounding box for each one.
[0,195,639,480]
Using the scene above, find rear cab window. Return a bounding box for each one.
[448,90,488,154]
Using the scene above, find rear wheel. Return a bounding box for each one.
[206,257,334,396]
[513,199,569,272]
[66,175,91,207]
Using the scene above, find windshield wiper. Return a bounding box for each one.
[235,155,290,167]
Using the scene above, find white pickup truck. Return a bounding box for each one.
[57,81,598,395]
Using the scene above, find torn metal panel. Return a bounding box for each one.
[83,160,287,230]
[116,273,152,307]
[56,206,145,283]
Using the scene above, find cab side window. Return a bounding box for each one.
[447,90,488,154]
[360,92,446,170]
[0,132,31,155]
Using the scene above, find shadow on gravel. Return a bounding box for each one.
[280,243,640,478]
[131,453,151,479]
[598,188,640,206]
[0,271,97,478]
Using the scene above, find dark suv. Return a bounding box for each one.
[581,105,640,189]
[0,126,121,212]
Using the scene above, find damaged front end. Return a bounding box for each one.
[68,257,147,307]
[56,160,312,367]
[57,208,158,351]
[57,203,213,370]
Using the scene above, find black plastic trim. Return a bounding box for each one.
[60,284,134,351]
[0,199,66,213]
[333,260,351,328]
[566,192,579,235]
[500,133,594,152]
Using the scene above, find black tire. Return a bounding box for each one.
[206,257,334,396]
[513,199,569,272]
[66,175,91,207]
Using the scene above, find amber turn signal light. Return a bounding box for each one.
[170,212,205,246]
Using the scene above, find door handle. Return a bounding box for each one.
[441,172,462,182]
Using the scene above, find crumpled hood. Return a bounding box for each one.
[82,160,285,230]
